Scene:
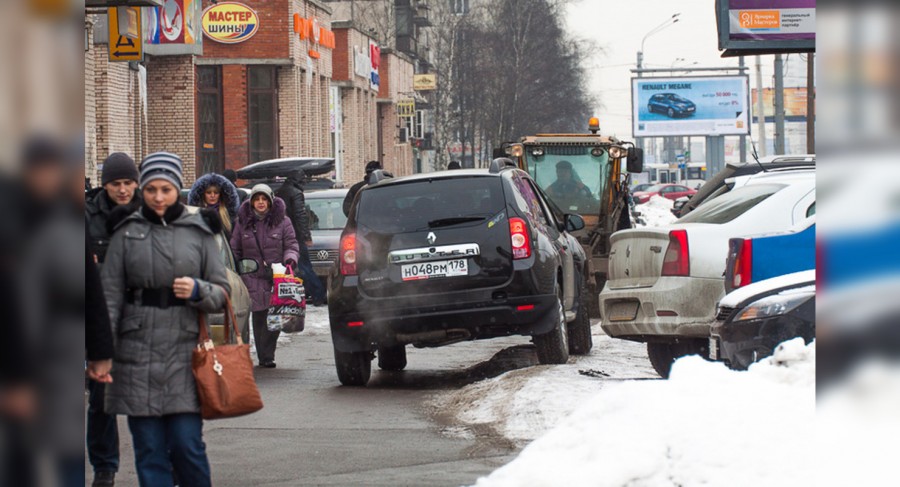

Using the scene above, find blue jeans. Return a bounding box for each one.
[127,414,211,487]
[87,381,119,474]
[297,243,326,303]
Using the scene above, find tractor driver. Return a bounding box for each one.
[546,160,593,211]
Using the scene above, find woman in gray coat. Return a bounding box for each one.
[101,152,229,487]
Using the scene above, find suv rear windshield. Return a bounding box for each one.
[678,183,785,224]
[357,176,506,233]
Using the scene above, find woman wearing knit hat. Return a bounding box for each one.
[100,151,230,487]
[187,172,241,239]
[230,184,300,368]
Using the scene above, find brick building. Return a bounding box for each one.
[377,49,415,177]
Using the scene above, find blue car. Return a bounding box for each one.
[648,93,696,118]
[724,216,816,294]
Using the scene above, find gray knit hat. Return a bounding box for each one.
[248,184,275,205]
[140,151,184,189]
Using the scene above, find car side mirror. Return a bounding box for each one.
[564,214,585,232]
[626,148,644,174]
[237,258,259,275]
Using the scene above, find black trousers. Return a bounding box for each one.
[251,310,280,363]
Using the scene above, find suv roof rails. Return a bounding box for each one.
[489,157,518,174]
[367,169,394,185]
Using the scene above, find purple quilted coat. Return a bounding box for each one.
[230,197,300,311]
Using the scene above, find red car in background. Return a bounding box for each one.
[632,183,697,204]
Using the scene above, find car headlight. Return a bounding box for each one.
[733,291,814,322]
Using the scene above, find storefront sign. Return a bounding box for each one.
[109,7,143,62]
[353,45,370,79]
[293,14,336,59]
[398,99,416,118]
[202,2,259,44]
[143,0,203,54]
[413,74,437,91]
[369,40,381,91]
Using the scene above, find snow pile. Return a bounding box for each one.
[302,304,331,336]
[435,334,655,443]
[636,195,678,227]
[472,338,815,487]
[817,360,900,486]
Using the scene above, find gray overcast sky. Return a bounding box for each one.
[564,0,808,139]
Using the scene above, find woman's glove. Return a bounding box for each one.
[284,258,297,270]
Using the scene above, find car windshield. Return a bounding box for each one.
[306,197,347,230]
[525,146,607,214]
[671,95,689,102]
[357,177,505,233]
[678,183,785,224]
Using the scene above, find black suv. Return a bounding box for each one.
[327,159,592,386]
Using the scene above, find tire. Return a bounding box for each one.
[647,341,708,379]
[567,280,593,355]
[377,345,407,371]
[667,108,675,118]
[334,348,372,386]
[535,285,570,365]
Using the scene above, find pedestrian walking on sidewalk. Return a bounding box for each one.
[101,152,230,487]
[230,184,300,368]
[275,170,326,305]
[187,172,241,239]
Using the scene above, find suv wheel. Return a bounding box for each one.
[334,348,372,386]
[567,279,593,355]
[647,341,708,379]
[535,285,570,365]
[377,345,407,371]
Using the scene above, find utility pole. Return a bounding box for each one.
[774,54,786,155]
[755,55,767,157]
[806,53,815,154]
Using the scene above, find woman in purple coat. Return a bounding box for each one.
[230,184,300,368]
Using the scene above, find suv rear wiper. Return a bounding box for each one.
[427,216,486,229]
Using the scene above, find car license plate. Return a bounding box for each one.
[401,259,468,281]
[709,337,719,360]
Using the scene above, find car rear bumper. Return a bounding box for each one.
[599,276,723,340]
[710,314,814,370]
[328,276,558,352]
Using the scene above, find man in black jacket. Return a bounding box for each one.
[343,160,382,217]
[84,152,139,487]
[275,170,326,305]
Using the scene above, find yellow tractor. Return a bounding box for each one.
[500,117,644,316]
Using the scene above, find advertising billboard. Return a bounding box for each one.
[632,76,751,137]
[717,0,815,55]
[752,87,811,122]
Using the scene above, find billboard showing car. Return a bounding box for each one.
[632,76,751,137]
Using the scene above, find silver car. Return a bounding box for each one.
[305,188,349,289]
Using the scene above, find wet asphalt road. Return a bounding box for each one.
[86,318,550,486]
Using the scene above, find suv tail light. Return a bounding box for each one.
[731,238,753,290]
[661,230,690,276]
[340,233,357,276]
[509,218,532,260]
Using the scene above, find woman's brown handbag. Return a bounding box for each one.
[192,291,263,420]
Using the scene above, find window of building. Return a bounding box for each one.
[414,110,426,139]
[197,66,224,174]
[248,66,279,163]
[451,0,470,15]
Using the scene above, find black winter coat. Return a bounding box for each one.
[275,179,312,243]
[85,187,140,263]
[86,216,113,361]
[342,179,367,217]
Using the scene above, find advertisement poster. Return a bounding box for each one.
[728,0,815,42]
[144,0,202,50]
[632,76,751,137]
[752,87,810,122]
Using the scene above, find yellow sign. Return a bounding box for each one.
[413,74,437,91]
[108,7,143,62]
[203,2,260,44]
[398,99,416,118]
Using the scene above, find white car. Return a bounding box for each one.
[599,169,816,377]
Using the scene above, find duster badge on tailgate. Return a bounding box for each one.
[388,243,480,264]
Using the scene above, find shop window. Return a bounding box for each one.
[452,0,470,15]
[197,66,224,175]
[248,66,279,163]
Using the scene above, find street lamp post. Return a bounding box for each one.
[635,13,681,155]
